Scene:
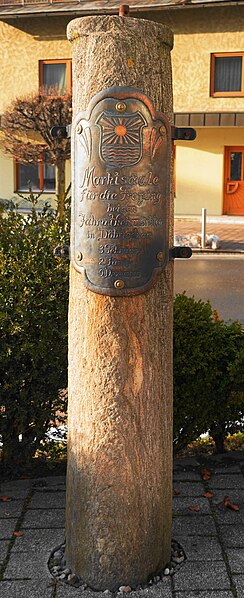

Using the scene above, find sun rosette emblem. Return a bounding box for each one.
[96,110,147,168]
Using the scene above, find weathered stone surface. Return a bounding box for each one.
[22,509,65,529]
[0,501,23,519]
[172,515,216,536]
[172,482,204,497]
[173,561,231,591]
[3,552,52,580]
[0,520,18,539]
[178,536,222,561]
[66,15,174,591]
[11,529,65,553]
[0,540,9,562]
[173,497,211,514]
[174,592,233,598]
[28,493,66,510]
[219,524,244,548]
[226,548,244,573]
[0,581,53,598]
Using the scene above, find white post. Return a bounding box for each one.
[201,207,207,248]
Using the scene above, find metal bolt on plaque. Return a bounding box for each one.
[114,279,125,289]
[71,86,173,297]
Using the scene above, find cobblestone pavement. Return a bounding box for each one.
[1,452,244,597]
[174,219,244,252]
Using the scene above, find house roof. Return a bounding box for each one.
[0,0,242,19]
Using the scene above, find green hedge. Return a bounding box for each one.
[1,197,243,470]
[0,194,69,470]
[173,293,244,453]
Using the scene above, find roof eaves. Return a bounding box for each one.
[0,0,243,19]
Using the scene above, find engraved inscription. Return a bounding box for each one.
[72,87,171,296]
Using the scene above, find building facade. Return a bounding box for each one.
[0,0,244,215]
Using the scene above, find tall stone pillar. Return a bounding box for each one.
[66,15,174,592]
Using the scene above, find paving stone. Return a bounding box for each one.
[32,476,66,488]
[173,497,211,514]
[211,491,244,524]
[174,457,200,469]
[174,592,233,598]
[131,582,173,598]
[173,561,231,591]
[172,515,216,536]
[173,482,204,497]
[209,474,244,489]
[29,492,66,509]
[21,508,65,529]
[233,575,244,598]
[11,528,65,553]
[0,540,9,561]
[226,548,244,573]
[56,580,173,598]
[1,456,243,597]
[0,483,31,499]
[0,519,18,539]
[173,470,201,481]
[1,479,33,490]
[218,524,244,547]
[56,588,107,598]
[211,466,242,474]
[211,490,244,503]
[0,500,24,519]
[0,581,53,597]
[214,507,244,525]
[3,551,53,580]
[175,536,222,560]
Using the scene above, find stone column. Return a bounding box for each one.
[66,15,174,592]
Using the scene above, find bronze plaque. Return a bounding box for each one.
[71,87,171,296]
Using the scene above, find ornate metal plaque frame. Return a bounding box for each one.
[71,86,171,296]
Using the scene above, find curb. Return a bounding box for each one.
[191,248,244,255]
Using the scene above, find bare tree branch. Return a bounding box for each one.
[1,89,72,168]
[1,90,72,214]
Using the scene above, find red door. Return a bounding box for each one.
[224,147,244,215]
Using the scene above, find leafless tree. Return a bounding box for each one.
[1,89,72,215]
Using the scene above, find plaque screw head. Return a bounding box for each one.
[76,252,83,261]
[116,102,127,113]
[157,251,164,261]
[76,124,83,135]
[181,248,189,257]
[114,279,125,289]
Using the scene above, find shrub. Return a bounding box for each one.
[173,293,244,453]
[207,319,244,452]
[173,293,216,452]
[0,192,70,471]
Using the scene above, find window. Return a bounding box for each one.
[39,59,72,95]
[16,161,55,192]
[230,151,242,181]
[211,53,244,97]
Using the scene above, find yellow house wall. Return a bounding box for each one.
[172,7,244,113]
[0,17,71,112]
[175,127,244,216]
[1,8,244,212]
[143,5,244,113]
[2,7,244,114]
